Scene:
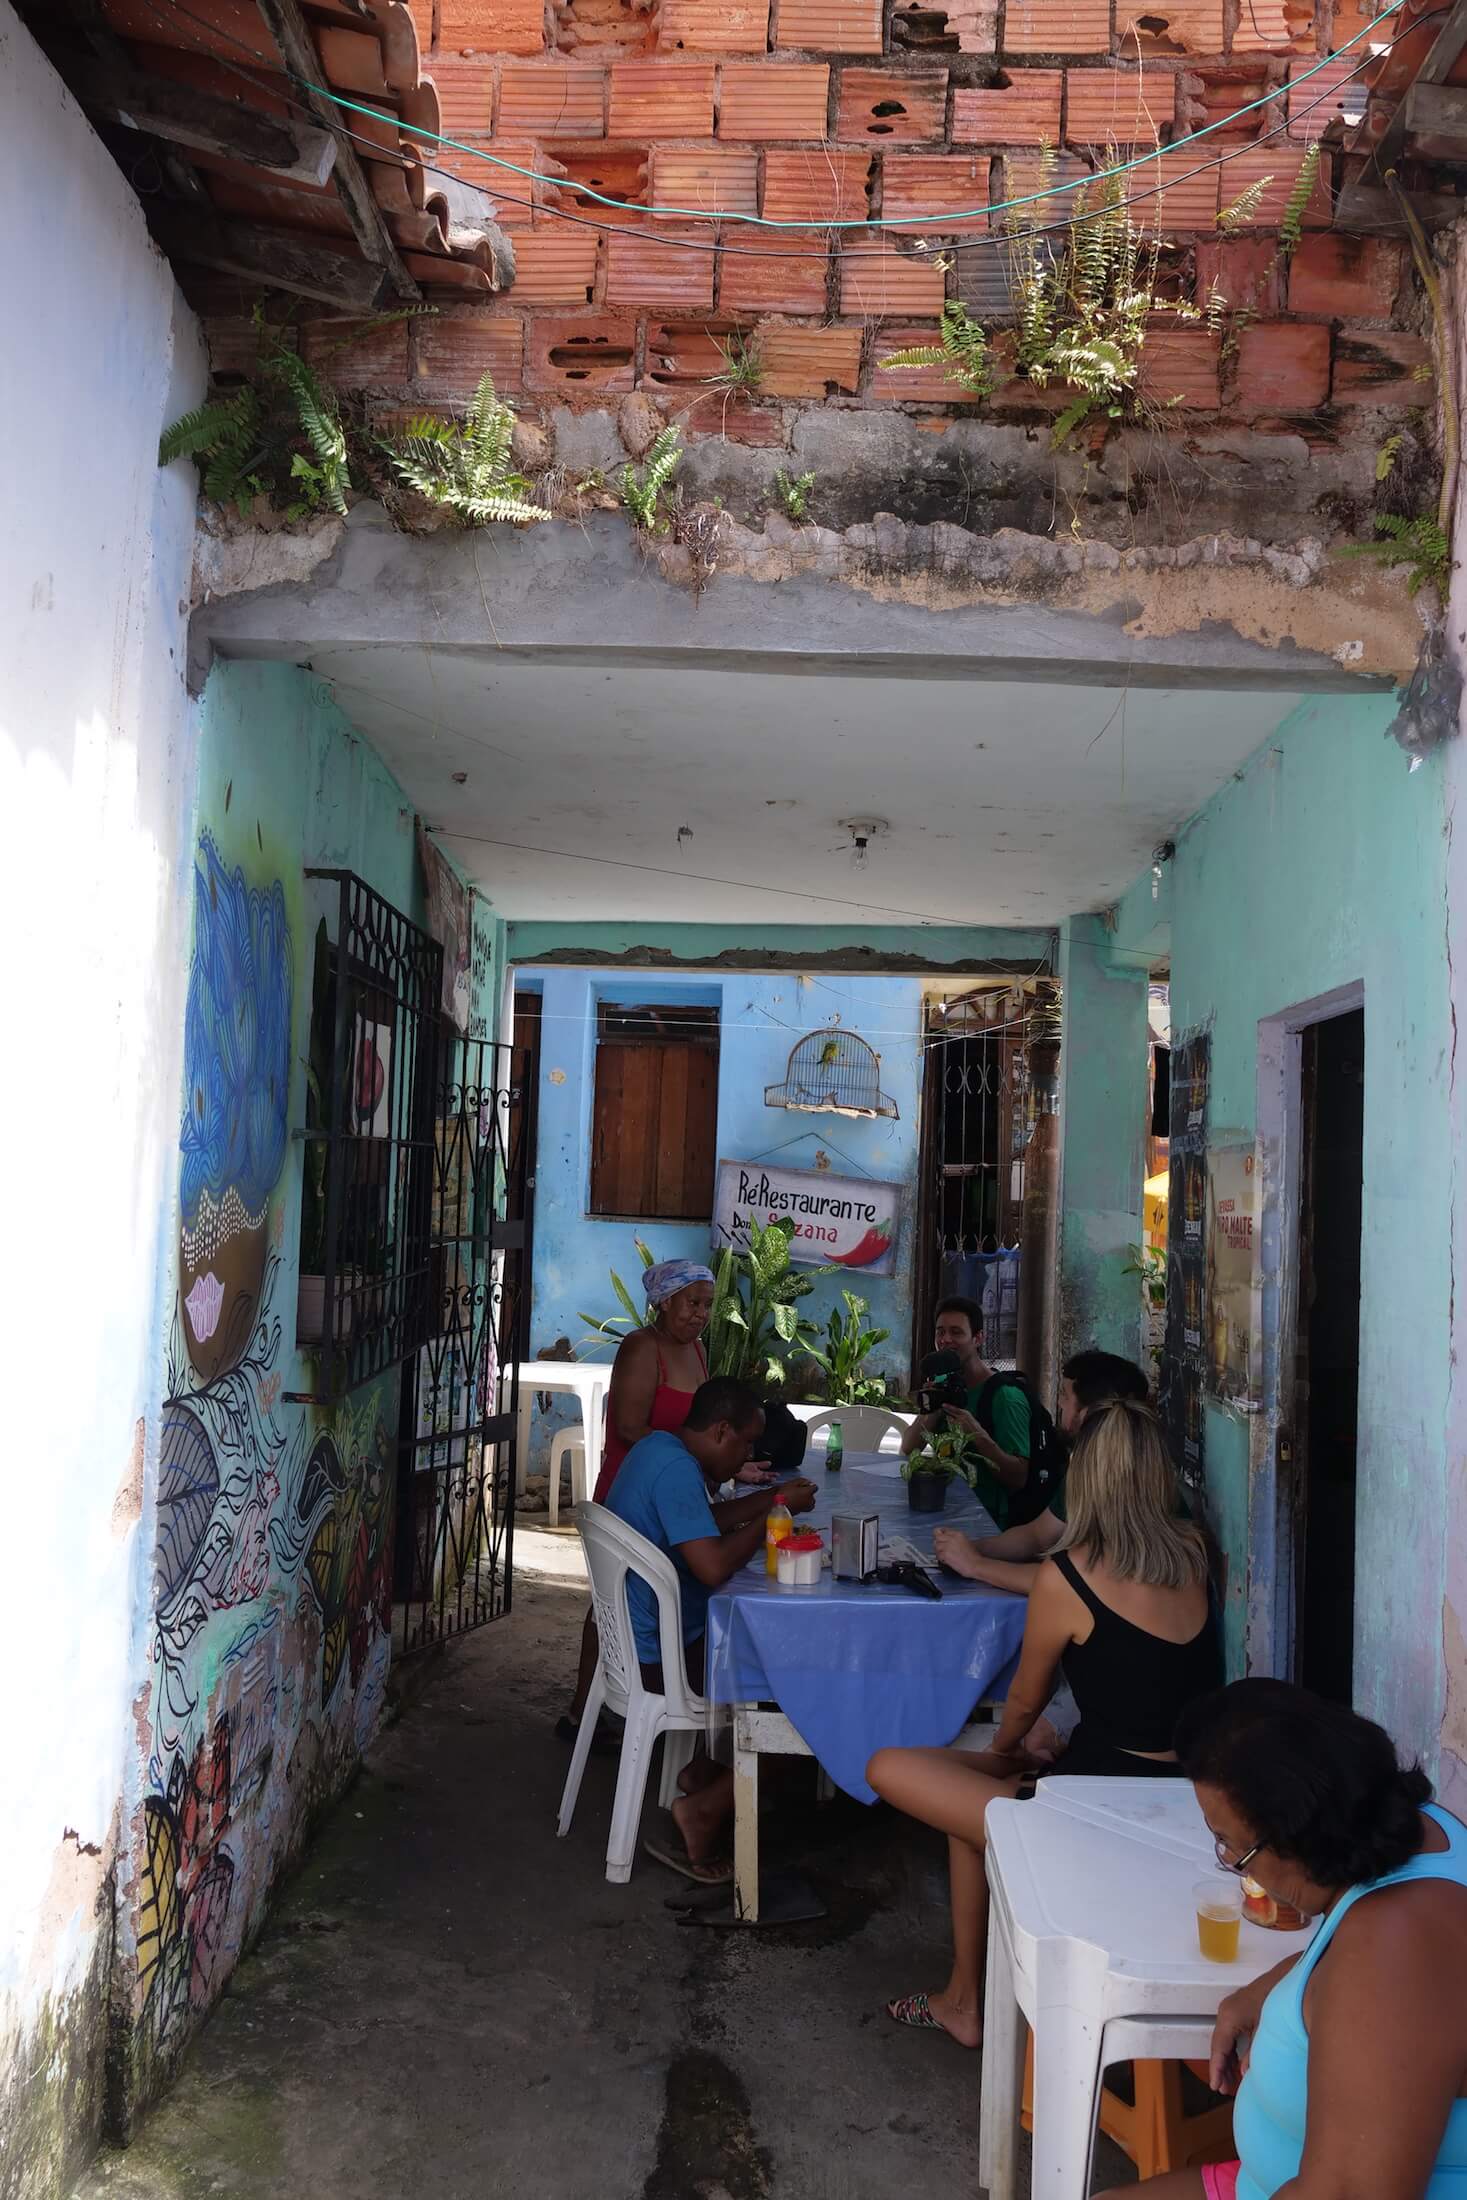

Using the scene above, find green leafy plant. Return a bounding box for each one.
[1376,431,1405,483]
[706,333,765,397]
[1216,176,1270,235]
[1123,1242,1167,1312]
[772,468,818,523]
[1342,512,1452,598]
[901,1425,977,1485]
[620,425,683,533]
[159,314,352,518]
[383,372,550,524]
[707,1217,833,1389]
[1279,142,1320,261]
[576,1239,657,1349]
[879,300,995,400]
[803,1290,891,1404]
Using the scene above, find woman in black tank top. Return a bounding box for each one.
[869,1400,1220,2047]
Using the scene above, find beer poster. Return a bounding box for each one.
[1163,1028,1210,1489]
[1207,1146,1257,1403]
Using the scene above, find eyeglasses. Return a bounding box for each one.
[1212,1834,1263,1876]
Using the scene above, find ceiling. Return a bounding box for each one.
[292,644,1302,927]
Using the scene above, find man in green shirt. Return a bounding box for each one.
[931,1348,1152,1589]
[900,1296,1035,1526]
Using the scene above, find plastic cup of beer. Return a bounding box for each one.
[1194,1878,1243,1963]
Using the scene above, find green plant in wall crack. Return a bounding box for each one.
[771,469,817,523]
[159,321,352,518]
[620,425,683,534]
[382,372,550,525]
[879,301,994,401]
[1342,512,1451,598]
[706,333,765,399]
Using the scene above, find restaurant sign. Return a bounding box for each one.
[712,1159,900,1276]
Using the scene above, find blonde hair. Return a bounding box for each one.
[1056,1399,1209,1590]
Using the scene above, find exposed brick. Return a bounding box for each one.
[302,317,412,388]
[1230,0,1313,52]
[684,391,789,439]
[998,149,1092,226]
[1002,0,1110,55]
[1193,236,1283,317]
[204,315,275,379]
[415,311,526,396]
[605,228,718,307]
[1136,323,1221,409]
[439,0,547,56]
[951,72,1062,143]
[716,227,831,311]
[558,147,650,222]
[871,320,964,400]
[891,0,996,51]
[881,153,989,230]
[608,60,716,133]
[527,313,638,393]
[1114,0,1223,51]
[1175,62,1279,142]
[432,139,564,226]
[839,239,947,314]
[1287,56,1357,140]
[837,66,948,143]
[658,0,771,50]
[642,320,737,387]
[649,146,760,217]
[1232,320,1330,411]
[427,57,498,137]
[405,0,435,49]
[774,0,884,53]
[507,230,601,300]
[1287,232,1401,320]
[762,148,873,222]
[717,61,831,138]
[757,321,864,394]
[1064,67,1166,145]
[496,61,606,134]
[1146,149,1221,231]
[1217,147,1331,228]
[1331,328,1433,406]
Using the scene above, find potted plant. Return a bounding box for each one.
[901,1426,976,1514]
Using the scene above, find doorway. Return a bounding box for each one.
[1291,1006,1364,1701]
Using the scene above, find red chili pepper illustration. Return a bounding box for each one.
[836,1229,891,1267]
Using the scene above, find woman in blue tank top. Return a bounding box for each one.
[1100,1679,1467,2200]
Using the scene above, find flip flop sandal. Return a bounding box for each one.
[885,1993,945,2031]
[642,1835,734,1886]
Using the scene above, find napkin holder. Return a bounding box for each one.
[831,1511,879,1582]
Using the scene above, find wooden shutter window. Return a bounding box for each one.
[590,1037,717,1220]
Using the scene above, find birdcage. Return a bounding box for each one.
[763,1028,899,1120]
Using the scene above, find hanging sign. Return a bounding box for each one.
[1207,1146,1257,1403]
[713,1159,900,1276]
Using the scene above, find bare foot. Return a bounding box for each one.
[670,1788,727,1866]
[925,1987,983,2048]
[676,1756,722,1797]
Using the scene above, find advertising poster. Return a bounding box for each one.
[1162,1029,1210,1487]
[1207,1145,1257,1402]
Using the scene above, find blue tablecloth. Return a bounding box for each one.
[705,1451,1027,1804]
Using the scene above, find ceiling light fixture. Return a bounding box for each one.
[841,817,889,871]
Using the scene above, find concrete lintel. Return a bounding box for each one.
[193,510,1399,695]
[510,944,1053,975]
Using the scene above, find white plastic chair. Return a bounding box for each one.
[557,1503,704,1884]
[547,1429,588,1528]
[804,1404,911,1452]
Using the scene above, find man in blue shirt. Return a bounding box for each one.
[605,1376,816,1881]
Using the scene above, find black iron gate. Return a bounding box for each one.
[394,1031,533,1653]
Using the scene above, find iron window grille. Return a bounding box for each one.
[287,870,444,1405]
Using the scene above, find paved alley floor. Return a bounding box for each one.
[75,1534,1133,2200]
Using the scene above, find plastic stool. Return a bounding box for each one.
[1022,2031,1235,2179]
[548,1430,587,1528]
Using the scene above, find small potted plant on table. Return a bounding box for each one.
[901,1426,977,1513]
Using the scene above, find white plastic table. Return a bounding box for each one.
[980,1778,1315,2200]
[513,1361,609,1497]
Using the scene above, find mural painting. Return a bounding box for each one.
[130,831,399,2095]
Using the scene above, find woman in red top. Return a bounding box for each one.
[558,1260,716,1742]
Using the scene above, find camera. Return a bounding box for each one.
[916,1349,968,1420]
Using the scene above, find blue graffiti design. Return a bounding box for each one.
[180,833,292,1228]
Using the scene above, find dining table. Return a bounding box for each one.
[704,1446,1029,1917]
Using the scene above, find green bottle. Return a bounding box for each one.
[826,1418,843,1473]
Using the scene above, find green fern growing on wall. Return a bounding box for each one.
[1279,142,1321,260]
[159,312,359,519]
[620,425,683,533]
[879,301,995,400]
[1341,512,1451,597]
[383,373,550,524]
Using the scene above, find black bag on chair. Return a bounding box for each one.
[759,1397,809,1475]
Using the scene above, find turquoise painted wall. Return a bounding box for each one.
[523,967,924,1459]
[122,661,483,2110]
[1056,914,1151,1369]
[1159,693,1450,1749]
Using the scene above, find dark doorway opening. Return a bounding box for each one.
[1292,1005,1364,1702]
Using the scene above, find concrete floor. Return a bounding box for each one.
[74,1531,1134,2200]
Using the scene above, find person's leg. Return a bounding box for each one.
[670,1765,734,1863]
[567,1605,600,1721]
[868,1744,1022,2048]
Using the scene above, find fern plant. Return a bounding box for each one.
[772,468,817,522]
[383,373,550,525]
[620,425,682,533]
[1341,513,1451,598]
[1280,142,1321,261]
[879,301,994,400]
[158,312,354,519]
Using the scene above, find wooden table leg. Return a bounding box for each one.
[733,1713,760,1925]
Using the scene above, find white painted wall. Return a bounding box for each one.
[0,5,205,2179]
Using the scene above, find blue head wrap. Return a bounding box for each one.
[644,1259,715,1306]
